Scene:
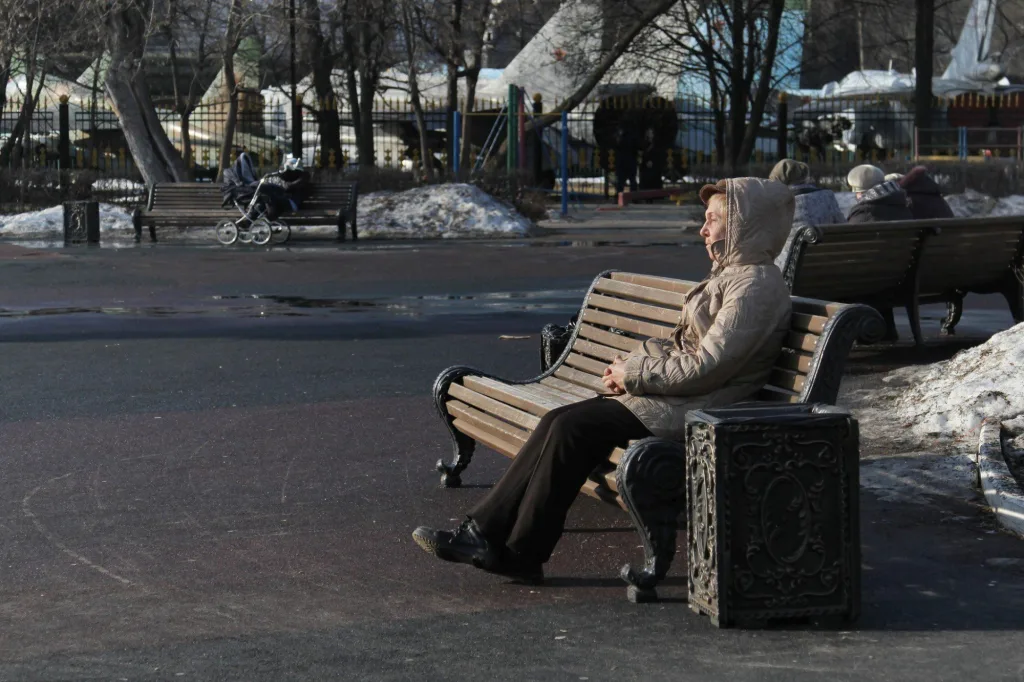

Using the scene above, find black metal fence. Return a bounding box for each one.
[2,91,1022,195]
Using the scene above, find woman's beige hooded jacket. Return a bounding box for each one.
[617,177,795,438]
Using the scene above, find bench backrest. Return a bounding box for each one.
[146,180,358,214]
[784,216,1024,300]
[915,216,1024,295]
[551,271,881,407]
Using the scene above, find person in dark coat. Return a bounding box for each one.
[845,164,913,224]
[887,166,954,219]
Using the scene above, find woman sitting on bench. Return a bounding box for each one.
[413,177,795,583]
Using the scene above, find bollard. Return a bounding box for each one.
[63,201,100,245]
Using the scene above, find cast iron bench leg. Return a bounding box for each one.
[616,438,687,603]
[432,366,478,488]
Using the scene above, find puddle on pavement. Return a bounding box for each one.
[0,289,588,321]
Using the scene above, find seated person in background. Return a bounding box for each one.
[884,166,954,220]
[262,156,312,219]
[846,164,913,224]
[412,177,794,585]
[768,158,845,271]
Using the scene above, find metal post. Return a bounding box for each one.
[776,92,788,161]
[532,94,543,185]
[517,89,526,174]
[507,84,517,174]
[560,110,568,218]
[289,0,302,160]
[452,111,461,178]
[959,126,967,161]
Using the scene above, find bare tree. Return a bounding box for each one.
[102,0,190,184]
[216,0,246,180]
[398,0,437,180]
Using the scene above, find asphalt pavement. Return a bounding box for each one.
[1,237,1023,681]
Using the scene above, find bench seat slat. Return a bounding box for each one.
[448,384,540,430]
[777,350,813,374]
[447,401,529,445]
[539,376,596,399]
[768,369,806,393]
[462,376,561,416]
[580,479,625,509]
[785,332,819,353]
[791,313,828,335]
[452,418,520,459]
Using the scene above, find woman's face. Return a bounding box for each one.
[699,195,727,262]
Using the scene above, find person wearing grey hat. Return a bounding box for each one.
[846,163,913,224]
[768,159,846,272]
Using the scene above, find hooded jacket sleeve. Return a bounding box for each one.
[621,273,786,397]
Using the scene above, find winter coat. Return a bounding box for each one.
[900,166,954,220]
[617,178,794,438]
[774,184,846,271]
[846,180,913,223]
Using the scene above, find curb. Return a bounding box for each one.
[976,419,1024,538]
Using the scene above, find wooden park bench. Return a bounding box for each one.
[779,216,1024,344]
[431,270,884,602]
[133,181,359,242]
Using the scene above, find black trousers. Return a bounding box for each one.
[468,397,651,564]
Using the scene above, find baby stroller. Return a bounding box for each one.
[217,152,292,245]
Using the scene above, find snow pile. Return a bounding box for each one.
[0,203,137,241]
[92,179,145,193]
[890,322,1024,442]
[356,183,533,238]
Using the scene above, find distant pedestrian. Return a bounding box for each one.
[885,166,954,220]
[846,164,913,224]
[768,158,846,272]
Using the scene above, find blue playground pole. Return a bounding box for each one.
[560,110,568,218]
[452,111,462,177]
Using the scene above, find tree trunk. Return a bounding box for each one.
[914,0,935,152]
[357,69,377,167]
[399,0,434,181]
[0,65,40,166]
[217,0,244,181]
[460,66,480,176]
[301,0,343,169]
[105,6,188,185]
[446,0,464,175]
[736,0,786,166]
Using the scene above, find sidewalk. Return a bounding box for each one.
[533,202,705,245]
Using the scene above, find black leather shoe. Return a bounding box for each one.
[412,519,500,568]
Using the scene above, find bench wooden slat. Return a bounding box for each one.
[448,384,541,430]
[581,308,674,340]
[609,272,696,295]
[580,479,625,509]
[593,278,685,307]
[784,332,819,353]
[564,352,610,377]
[447,401,530,445]
[791,313,828,335]
[462,376,563,416]
[539,376,597,399]
[576,323,643,352]
[554,365,608,392]
[571,338,622,363]
[777,350,814,374]
[767,369,806,393]
[587,293,681,326]
[452,418,520,459]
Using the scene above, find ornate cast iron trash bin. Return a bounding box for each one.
[685,403,860,628]
[63,201,100,245]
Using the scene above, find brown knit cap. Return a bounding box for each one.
[768,159,810,186]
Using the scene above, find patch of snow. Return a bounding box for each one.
[891,322,1024,443]
[356,183,532,238]
[0,203,137,241]
[92,178,145,193]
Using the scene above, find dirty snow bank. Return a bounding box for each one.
[357,184,532,238]
[0,204,136,241]
[840,323,1024,504]
[891,322,1024,442]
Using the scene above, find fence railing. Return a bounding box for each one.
[1,91,1022,191]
